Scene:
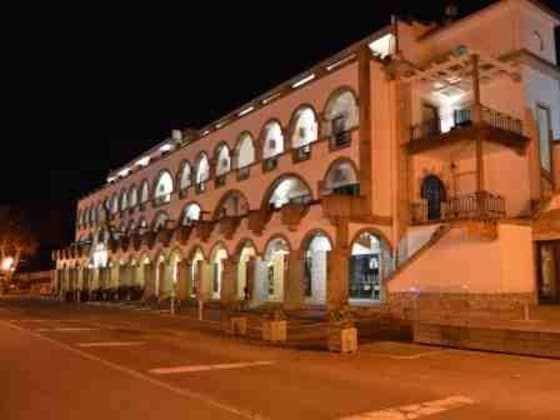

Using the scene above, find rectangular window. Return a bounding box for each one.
[536,104,552,173]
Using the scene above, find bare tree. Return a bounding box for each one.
[0,206,38,285]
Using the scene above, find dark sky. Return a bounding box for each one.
[4,1,559,271]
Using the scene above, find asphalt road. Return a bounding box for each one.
[1,296,559,419]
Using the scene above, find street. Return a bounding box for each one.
[1,296,559,419]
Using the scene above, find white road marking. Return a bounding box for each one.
[77,341,145,348]
[341,395,476,419]
[149,361,277,375]
[1,320,263,419]
[35,327,97,332]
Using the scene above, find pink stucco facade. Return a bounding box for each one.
[55,0,560,314]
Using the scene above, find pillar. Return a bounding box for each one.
[358,44,373,213]
[157,262,165,297]
[198,261,212,301]
[327,247,349,309]
[284,249,305,310]
[220,259,237,305]
[472,53,485,196]
[143,263,155,297]
[176,260,188,300]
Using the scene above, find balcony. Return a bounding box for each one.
[321,190,368,220]
[262,156,279,173]
[411,191,506,224]
[408,105,527,155]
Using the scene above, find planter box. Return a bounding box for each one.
[262,320,287,343]
[227,316,248,336]
[328,326,358,353]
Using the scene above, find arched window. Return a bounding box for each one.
[267,175,312,209]
[235,133,255,169]
[303,232,332,304]
[97,203,104,224]
[119,189,128,211]
[128,185,138,209]
[178,161,192,191]
[137,218,148,234]
[111,193,118,215]
[323,89,358,146]
[290,107,318,150]
[215,143,231,177]
[195,153,210,192]
[350,231,392,302]
[153,170,174,205]
[152,212,169,232]
[140,180,149,204]
[322,159,359,196]
[214,191,249,219]
[262,121,284,159]
[181,203,201,226]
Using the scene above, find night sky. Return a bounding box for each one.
[4,1,559,271]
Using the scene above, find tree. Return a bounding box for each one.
[0,206,38,287]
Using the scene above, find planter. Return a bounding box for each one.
[327,325,358,353]
[227,316,248,336]
[262,320,287,343]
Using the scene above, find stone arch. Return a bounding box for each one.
[177,160,193,191]
[180,202,202,226]
[153,169,174,205]
[321,157,360,196]
[322,86,359,138]
[349,229,393,302]
[261,173,314,210]
[259,119,285,159]
[214,142,232,176]
[234,131,256,168]
[287,104,320,149]
[212,189,250,219]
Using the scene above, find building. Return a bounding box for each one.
[53,0,560,317]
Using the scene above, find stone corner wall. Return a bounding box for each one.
[387,292,537,321]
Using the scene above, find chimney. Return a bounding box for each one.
[444,2,458,25]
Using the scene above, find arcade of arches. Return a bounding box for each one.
[54,226,393,308]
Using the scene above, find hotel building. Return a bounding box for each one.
[54,0,560,317]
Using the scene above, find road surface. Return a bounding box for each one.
[1,296,559,419]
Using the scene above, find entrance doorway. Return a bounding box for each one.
[421,175,446,221]
[537,241,560,304]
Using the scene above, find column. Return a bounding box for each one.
[284,249,305,310]
[198,261,212,301]
[176,260,188,300]
[143,263,155,297]
[358,44,373,214]
[327,247,350,309]
[157,261,165,297]
[220,259,237,305]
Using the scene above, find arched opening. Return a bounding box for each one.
[140,180,149,204]
[349,231,391,302]
[214,191,249,219]
[210,244,228,300]
[236,240,257,300]
[137,218,148,234]
[119,189,128,212]
[152,211,169,232]
[262,120,284,159]
[167,250,182,297]
[189,248,205,298]
[154,170,174,205]
[111,193,118,215]
[236,132,255,169]
[322,159,360,196]
[266,175,312,210]
[303,232,332,305]
[215,143,231,176]
[290,106,318,150]
[181,203,201,226]
[260,237,289,303]
[128,185,138,208]
[178,161,192,191]
[195,153,210,192]
[421,174,446,221]
[323,89,359,146]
